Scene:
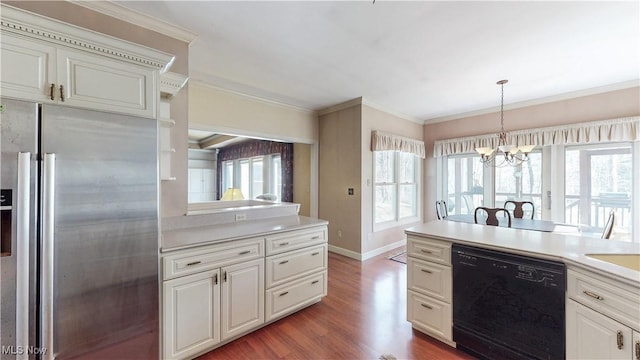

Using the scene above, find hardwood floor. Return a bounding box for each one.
[197,250,475,360]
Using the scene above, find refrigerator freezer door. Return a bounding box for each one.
[40,104,159,359]
[1,98,38,360]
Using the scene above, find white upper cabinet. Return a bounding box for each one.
[0,4,174,118]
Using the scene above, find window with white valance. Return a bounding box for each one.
[433,116,640,157]
[371,130,426,158]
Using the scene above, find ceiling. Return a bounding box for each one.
[107,1,638,123]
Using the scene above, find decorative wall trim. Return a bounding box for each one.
[1,4,174,72]
[318,96,423,125]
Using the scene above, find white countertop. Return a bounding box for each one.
[162,215,328,252]
[406,221,640,287]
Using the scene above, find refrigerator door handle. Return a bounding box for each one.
[41,153,56,360]
[16,152,31,360]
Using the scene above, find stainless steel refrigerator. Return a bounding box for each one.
[1,98,159,359]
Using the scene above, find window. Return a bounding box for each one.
[495,151,542,218]
[374,151,420,227]
[446,155,485,215]
[221,154,282,200]
[564,143,632,238]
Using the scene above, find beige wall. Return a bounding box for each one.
[422,86,640,220]
[361,105,424,253]
[9,1,192,218]
[319,105,362,253]
[187,82,319,216]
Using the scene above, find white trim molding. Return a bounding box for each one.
[160,72,189,98]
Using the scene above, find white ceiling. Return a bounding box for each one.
[110,1,639,123]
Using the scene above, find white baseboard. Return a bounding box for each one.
[328,239,406,262]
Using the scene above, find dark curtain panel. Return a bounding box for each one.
[216,139,294,202]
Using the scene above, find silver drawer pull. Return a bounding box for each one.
[279,291,289,297]
[420,249,433,254]
[279,260,289,265]
[311,252,320,256]
[421,269,432,274]
[279,242,289,246]
[238,250,251,255]
[186,261,202,267]
[583,290,604,301]
[634,340,639,360]
[311,280,319,284]
[617,331,624,350]
[421,303,432,310]
[311,236,320,240]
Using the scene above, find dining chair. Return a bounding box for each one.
[504,200,534,219]
[601,210,615,239]
[435,200,448,220]
[474,207,512,227]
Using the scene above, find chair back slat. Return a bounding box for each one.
[435,200,448,220]
[474,207,512,227]
[504,200,535,219]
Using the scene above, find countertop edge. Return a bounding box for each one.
[405,221,640,287]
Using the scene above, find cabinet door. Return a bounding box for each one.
[0,34,56,102]
[163,269,220,360]
[221,258,264,341]
[57,48,155,118]
[567,300,633,360]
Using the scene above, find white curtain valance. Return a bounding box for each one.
[434,116,640,157]
[371,130,426,158]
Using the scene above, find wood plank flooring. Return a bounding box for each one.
[197,250,475,360]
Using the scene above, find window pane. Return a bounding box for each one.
[375,151,395,183]
[398,152,415,183]
[252,158,263,198]
[495,152,542,218]
[399,184,416,219]
[375,184,396,223]
[447,156,484,215]
[223,161,233,193]
[272,155,282,201]
[239,160,249,199]
[565,144,632,240]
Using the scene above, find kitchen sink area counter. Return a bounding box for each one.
[405,221,640,359]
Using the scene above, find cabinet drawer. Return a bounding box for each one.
[163,238,264,280]
[266,244,327,288]
[265,227,327,256]
[407,290,452,341]
[265,271,326,322]
[567,268,640,330]
[407,257,451,303]
[407,235,451,265]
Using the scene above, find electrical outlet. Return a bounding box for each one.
[235,213,246,221]
[338,230,342,238]
[348,188,354,195]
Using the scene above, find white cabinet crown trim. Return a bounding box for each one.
[1,4,174,72]
[160,72,189,97]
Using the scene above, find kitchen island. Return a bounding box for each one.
[405,220,640,360]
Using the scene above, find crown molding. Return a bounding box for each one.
[68,0,198,44]
[318,97,423,125]
[1,4,174,72]
[191,80,316,115]
[160,72,189,97]
[424,80,640,125]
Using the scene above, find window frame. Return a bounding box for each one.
[221,153,282,200]
[373,150,421,231]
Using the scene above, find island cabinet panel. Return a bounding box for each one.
[566,266,640,360]
[162,224,328,359]
[406,235,454,346]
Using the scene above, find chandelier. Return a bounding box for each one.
[475,80,535,167]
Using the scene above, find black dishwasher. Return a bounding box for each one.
[452,244,566,360]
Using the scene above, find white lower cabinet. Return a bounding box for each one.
[162,225,328,359]
[566,267,640,360]
[221,259,264,341]
[406,235,454,346]
[163,269,221,360]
